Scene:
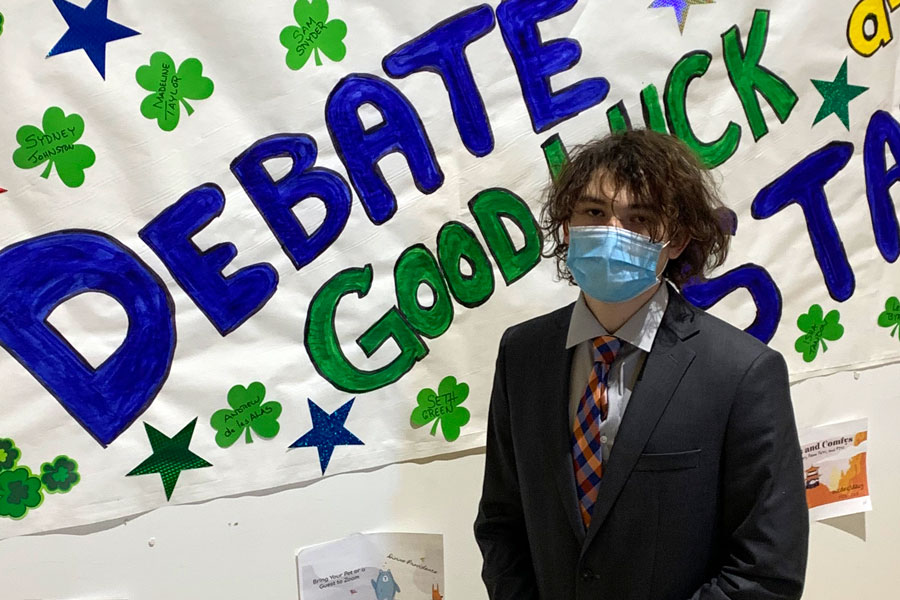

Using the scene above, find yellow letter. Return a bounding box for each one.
[848,0,894,57]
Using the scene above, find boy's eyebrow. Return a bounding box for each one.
[577,194,612,205]
[577,195,654,212]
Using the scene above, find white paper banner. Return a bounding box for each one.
[1,0,899,536]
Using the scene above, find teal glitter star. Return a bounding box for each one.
[811,58,868,130]
[126,418,212,501]
[649,0,715,33]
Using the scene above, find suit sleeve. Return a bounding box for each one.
[689,349,809,600]
[473,330,540,600]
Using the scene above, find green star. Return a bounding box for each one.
[126,418,212,501]
[811,58,868,130]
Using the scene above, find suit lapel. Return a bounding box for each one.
[580,289,698,555]
[538,303,586,543]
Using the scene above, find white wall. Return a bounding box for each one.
[1,363,897,599]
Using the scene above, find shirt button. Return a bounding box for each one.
[600,435,608,444]
[581,568,595,580]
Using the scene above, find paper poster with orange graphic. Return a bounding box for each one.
[800,418,871,521]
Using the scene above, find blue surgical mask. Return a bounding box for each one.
[566,226,669,303]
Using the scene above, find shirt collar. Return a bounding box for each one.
[565,282,670,352]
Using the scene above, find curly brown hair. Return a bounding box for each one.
[540,129,730,288]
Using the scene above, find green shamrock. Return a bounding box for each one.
[40,455,80,494]
[411,376,471,442]
[0,438,20,472]
[877,296,900,340]
[136,52,214,131]
[12,107,96,187]
[279,0,347,71]
[210,382,283,448]
[0,12,5,38]
[0,466,44,520]
[795,304,844,363]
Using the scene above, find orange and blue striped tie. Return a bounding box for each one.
[572,335,622,528]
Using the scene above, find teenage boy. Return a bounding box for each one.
[474,129,808,600]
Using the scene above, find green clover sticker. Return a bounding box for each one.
[0,466,44,520]
[795,304,844,363]
[12,107,96,187]
[210,382,283,448]
[136,52,214,131]
[40,455,80,494]
[411,376,471,442]
[279,0,347,71]
[878,296,900,340]
[0,438,20,472]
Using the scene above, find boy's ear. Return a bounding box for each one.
[667,234,690,260]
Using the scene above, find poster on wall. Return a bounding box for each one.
[800,418,871,521]
[296,532,444,600]
[2,0,900,536]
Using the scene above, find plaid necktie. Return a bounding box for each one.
[572,335,622,528]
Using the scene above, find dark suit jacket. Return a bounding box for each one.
[474,288,808,600]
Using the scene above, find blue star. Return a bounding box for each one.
[47,0,140,79]
[289,398,364,474]
[649,0,714,33]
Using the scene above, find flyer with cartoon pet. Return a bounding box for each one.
[297,532,444,599]
[800,418,870,521]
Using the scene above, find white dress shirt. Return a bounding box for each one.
[565,282,670,462]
